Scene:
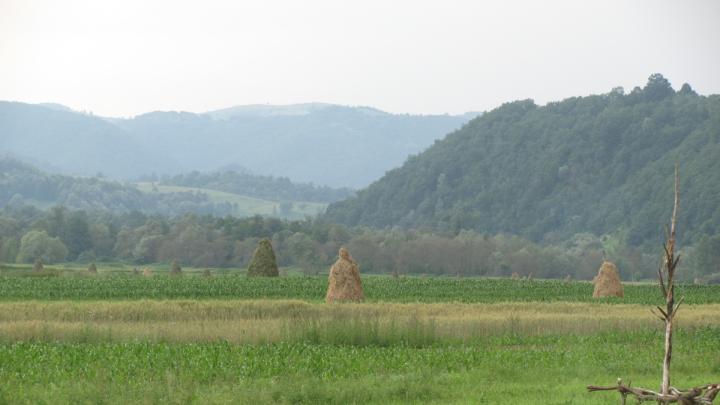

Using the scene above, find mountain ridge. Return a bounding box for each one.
[0,101,473,188]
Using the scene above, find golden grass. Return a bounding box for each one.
[1,300,719,343]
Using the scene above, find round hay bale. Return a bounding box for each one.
[593,261,624,298]
[143,267,153,277]
[247,238,279,277]
[88,263,98,274]
[326,247,364,303]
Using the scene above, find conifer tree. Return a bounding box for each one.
[247,238,279,277]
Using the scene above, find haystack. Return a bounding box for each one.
[247,238,279,277]
[511,272,521,280]
[33,259,44,272]
[88,263,97,274]
[326,247,364,303]
[143,267,153,277]
[170,260,182,275]
[592,261,624,298]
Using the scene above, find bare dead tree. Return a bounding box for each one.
[587,165,719,404]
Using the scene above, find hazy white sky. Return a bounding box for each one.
[1,0,719,117]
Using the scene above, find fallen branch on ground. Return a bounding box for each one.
[587,379,719,404]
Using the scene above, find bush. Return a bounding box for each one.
[247,239,279,277]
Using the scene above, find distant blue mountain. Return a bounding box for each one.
[0,101,474,188]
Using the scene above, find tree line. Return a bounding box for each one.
[1,204,718,281]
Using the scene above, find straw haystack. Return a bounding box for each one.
[33,259,44,272]
[170,260,182,275]
[593,261,624,298]
[326,247,364,303]
[143,267,153,277]
[247,238,279,277]
[511,272,521,280]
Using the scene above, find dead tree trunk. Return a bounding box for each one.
[587,165,718,404]
[659,165,680,397]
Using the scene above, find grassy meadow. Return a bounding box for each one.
[135,182,327,218]
[0,264,719,404]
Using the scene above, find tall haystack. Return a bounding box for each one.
[88,262,97,274]
[170,260,182,275]
[593,261,624,298]
[326,247,364,303]
[33,259,44,272]
[247,238,279,277]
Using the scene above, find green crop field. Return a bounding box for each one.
[0,265,718,404]
[1,271,719,304]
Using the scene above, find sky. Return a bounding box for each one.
[1,0,719,117]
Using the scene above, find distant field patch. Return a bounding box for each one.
[135,182,326,218]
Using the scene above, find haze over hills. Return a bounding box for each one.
[325,75,720,247]
[0,157,341,219]
[0,101,475,188]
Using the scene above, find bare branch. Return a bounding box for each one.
[671,164,679,238]
[658,263,668,298]
[672,296,685,318]
[650,308,666,322]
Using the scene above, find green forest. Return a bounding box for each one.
[1,203,719,282]
[326,75,720,249]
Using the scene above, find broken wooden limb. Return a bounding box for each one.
[587,380,720,404]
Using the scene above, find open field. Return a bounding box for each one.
[1,271,720,304]
[1,270,718,404]
[135,182,327,218]
[0,329,718,405]
[0,304,717,404]
[1,300,720,343]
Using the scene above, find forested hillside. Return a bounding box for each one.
[326,75,720,248]
[0,158,236,216]
[0,158,342,218]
